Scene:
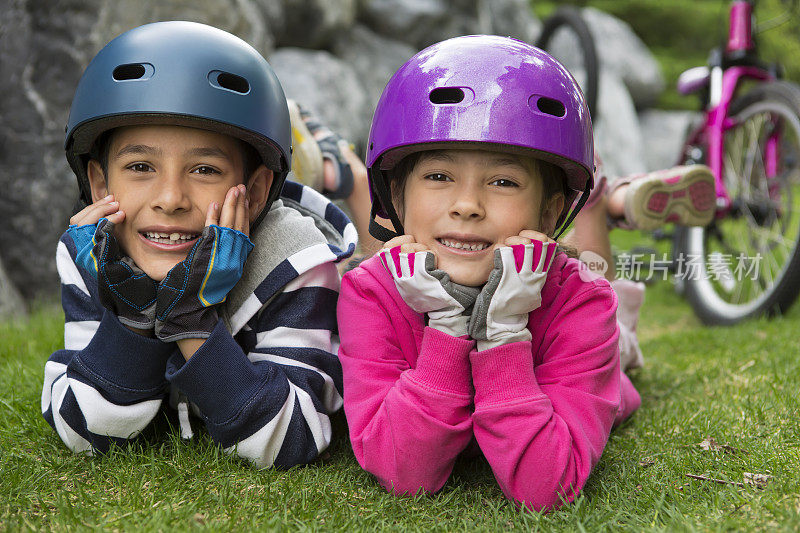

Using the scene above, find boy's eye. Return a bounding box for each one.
[192,166,220,175]
[127,163,154,173]
[424,173,451,182]
[490,178,519,187]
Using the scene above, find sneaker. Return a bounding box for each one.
[287,100,355,199]
[288,99,324,191]
[622,164,716,231]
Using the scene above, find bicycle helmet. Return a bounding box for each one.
[65,21,291,227]
[366,35,594,240]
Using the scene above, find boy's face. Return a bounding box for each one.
[400,149,561,287]
[87,124,270,281]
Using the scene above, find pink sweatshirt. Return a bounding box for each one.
[337,252,641,511]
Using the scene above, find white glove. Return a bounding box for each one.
[469,241,556,351]
[379,247,479,337]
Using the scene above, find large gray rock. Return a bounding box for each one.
[92,0,273,56]
[270,0,357,49]
[639,109,703,171]
[331,25,417,133]
[592,71,648,180]
[545,7,664,108]
[0,0,97,300]
[0,254,26,319]
[476,0,541,43]
[270,48,370,151]
[359,0,485,49]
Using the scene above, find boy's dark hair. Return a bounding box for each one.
[91,128,263,183]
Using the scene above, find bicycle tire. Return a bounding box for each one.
[535,6,599,120]
[676,80,800,325]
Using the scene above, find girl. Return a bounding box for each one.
[337,36,641,511]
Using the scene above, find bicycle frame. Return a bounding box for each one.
[680,0,778,216]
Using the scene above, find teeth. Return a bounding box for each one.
[144,231,197,244]
[439,239,489,251]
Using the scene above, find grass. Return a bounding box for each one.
[2,241,800,531]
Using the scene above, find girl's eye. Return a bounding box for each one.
[127,163,153,173]
[424,173,451,182]
[490,178,519,187]
[192,166,220,175]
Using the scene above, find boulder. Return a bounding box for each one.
[331,25,418,134]
[639,109,703,171]
[270,48,370,151]
[544,7,664,108]
[591,70,648,180]
[270,0,357,49]
[476,0,541,43]
[0,254,26,320]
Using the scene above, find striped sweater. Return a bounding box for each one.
[42,181,356,468]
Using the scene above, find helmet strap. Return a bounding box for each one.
[554,181,593,240]
[368,167,405,242]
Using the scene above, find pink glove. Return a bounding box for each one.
[379,247,479,338]
[469,241,556,350]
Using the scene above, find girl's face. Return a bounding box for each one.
[399,149,562,287]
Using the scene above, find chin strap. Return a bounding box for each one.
[367,167,405,242]
[554,181,593,240]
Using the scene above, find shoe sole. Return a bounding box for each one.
[625,165,716,231]
[287,100,324,191]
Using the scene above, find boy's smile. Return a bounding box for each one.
[87,124,257,281]
[400,149,560,287]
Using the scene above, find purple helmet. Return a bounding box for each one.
[366,35,594,240]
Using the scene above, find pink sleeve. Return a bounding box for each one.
[469,285,621,511]
[337,269,475,495]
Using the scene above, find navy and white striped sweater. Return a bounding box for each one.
[42,181,356,468]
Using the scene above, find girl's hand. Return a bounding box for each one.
[383,235,432,257]
[379,243,479,338]
[205,184,249,236]
[70,194,125,227]
[469,232,557,350]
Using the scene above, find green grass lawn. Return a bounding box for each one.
[2,256,800,531]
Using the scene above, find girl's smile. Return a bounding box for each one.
[399,149,562,286]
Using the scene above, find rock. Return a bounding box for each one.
[360,0,459,50]
[91,0,273,56]
[271,0,357,49]
[270,47,370,151]
[544,7,664,108]
[0,254,26,319]
[591,70,648,180]
[476,0,541,43]
[0,0,95,300]
[331,25,417,134]
[639,109,703,171]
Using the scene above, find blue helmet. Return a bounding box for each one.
[65,21,291,223]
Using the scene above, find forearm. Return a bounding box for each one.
[342,327,475,495]
[43,311,172,453]
[470,341,619,511]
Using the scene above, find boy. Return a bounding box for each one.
[41,21,355,468]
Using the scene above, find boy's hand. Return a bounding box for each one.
[379,237,479,338]
[155,185,253,343]
[469,231,557,351]
[67,196,158,330]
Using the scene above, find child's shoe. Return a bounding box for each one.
[287,100,355,199]
[617,165,716,231]
[288,99,324,192]
[611,278,645,371]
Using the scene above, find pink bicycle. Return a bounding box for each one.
[673,0,800,325]
[539,1,800,325]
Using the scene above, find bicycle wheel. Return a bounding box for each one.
[677,81,800,325]
[535,6,599,120]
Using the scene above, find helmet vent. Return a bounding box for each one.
[113,63,147,81]
[535,96,566,118]
[429,87,465,104]
[209,70,250,94]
